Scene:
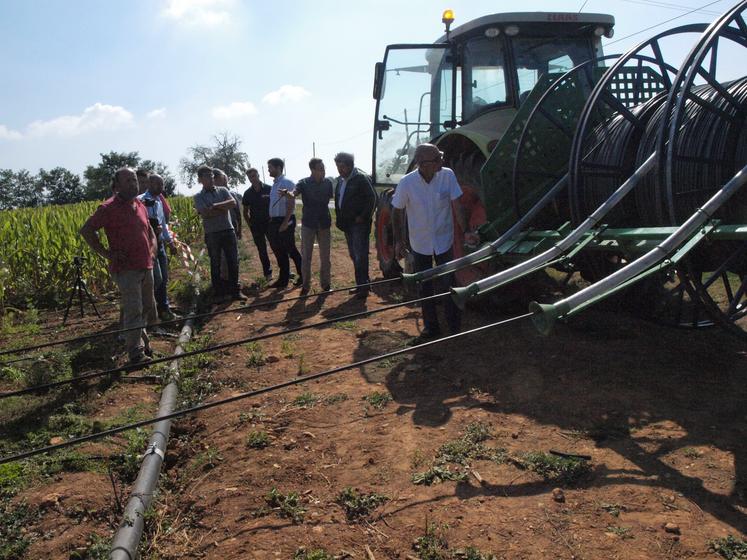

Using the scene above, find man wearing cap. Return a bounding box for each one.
[392,143,478,339]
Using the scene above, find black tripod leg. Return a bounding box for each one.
[63,278,78,325]
[77,280,85,318]
[81,280,101,318]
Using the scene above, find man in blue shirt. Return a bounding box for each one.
[266,158,302,289]
[138,174,179,321]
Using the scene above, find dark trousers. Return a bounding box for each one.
[267,216,302,285]
[154,244,170,310]
[412,248,461,334]
[250,222,272,277]
[344,222,371,288]
[205,229,239,296]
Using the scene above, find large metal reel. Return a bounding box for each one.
[655,1,747,334]
[511,57,615,230]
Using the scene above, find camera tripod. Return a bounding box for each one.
[62,256,101,325]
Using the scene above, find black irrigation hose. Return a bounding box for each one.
[0,291,445,400]
[0,277,401,358]
[0,312,533,466]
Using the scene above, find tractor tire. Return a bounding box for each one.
[374,189,403,279]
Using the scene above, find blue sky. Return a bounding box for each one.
[0,0,737,194]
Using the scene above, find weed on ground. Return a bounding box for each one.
[516,451,591,485]
[335,487,388,521]
[265,487,306,523]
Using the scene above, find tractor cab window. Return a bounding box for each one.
[513,37,594,99]
[462,36,508,121]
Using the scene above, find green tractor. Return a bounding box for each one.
[371,9,615,283]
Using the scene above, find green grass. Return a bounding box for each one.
[606,525,633,539]
[323,393,348,405]
[0,497,38,559]
[293,391,318,408]
[245,341,266,368]
[69,533,111,559]
[709,535,747,559]
[293,548,334,560]
[517,451,591,485]
[177,335,216,407]
[436,423,505,466]
[110,428,149,483]
[0,462,27,495]
[412,465,468,486]
[364,391,392,410]
[336,487,388,520]
[331,320,358,331]
[246,430,270,449]
[265,487,305,523]
[413,522,449,560]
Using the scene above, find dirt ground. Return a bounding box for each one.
[3,229,747,559]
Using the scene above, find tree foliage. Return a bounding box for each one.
[83,151,140,200]
[37,167,85,205]
[179,132,251,189]
[0,169,45,210]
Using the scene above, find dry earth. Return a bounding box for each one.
[2,228,746,559]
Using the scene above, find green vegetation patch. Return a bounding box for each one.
[412,465,468,486]
[265,487,305,523]
[293,548,335,560]
[517,451,591,485]
[246,430,270,449]
[364,391,392,410]
[0,497,39,559]
[336,487,388,521]
[709,535,747,560]
[293,391,319,408]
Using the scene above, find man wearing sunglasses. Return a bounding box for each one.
[392,143,478,339]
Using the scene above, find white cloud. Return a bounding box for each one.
[27,103,134,137]
[211,101,257,120]
[146,108,167,119]
[262,85,311,105]
[0,125,22,140]
[161,0,234,26]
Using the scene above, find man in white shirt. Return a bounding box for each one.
[266,157,303,289]
[392,143,478,338]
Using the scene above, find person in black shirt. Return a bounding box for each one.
[242,167,273,280]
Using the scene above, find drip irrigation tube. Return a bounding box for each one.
[0,292,446,399]
[0,312,533,466]
[0,277,401,358]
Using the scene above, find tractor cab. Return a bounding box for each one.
[371,11,615,187]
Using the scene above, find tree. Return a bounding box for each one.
[83,151,140,200]
[179,132,250,189]
[0,169,44,209]
[37,167,84,205]
[83,152,177,199]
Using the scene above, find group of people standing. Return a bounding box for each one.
[78,142,472,365]
[194,152,377,300]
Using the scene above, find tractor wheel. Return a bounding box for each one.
[374,189,403,279]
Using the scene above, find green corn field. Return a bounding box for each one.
[0,196,202,310]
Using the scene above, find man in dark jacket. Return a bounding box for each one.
[333,152,377,298]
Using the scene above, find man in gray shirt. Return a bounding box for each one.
[281,157,333,295]
[193,165,245,303]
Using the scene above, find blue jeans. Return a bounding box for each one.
[412,248,461,334]
[205,229,239,296]
[153,245,170,311]
[344,222,371,288]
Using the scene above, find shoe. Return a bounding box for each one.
[232,292,247,302]
[144,346,154,358]
[299,288,310,296]
[418,328,441,340]
[129,353,152,366]
[321,285,331,292]
[293,276,303,287]
[264,273,273,281]
[211,294,228,304]
[159,309,181,322]
[355,289,369,300]
[348,288,359,295]
[268,280,289,289]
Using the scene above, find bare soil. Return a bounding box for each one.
[3,231,747,559]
